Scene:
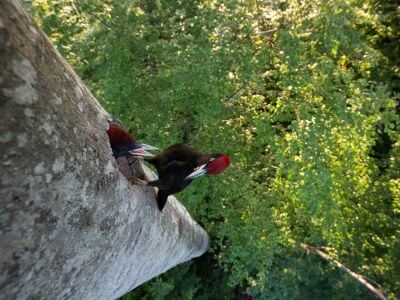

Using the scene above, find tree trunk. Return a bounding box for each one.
[0,1,209,299]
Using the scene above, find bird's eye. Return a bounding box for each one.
[209,158,215,162]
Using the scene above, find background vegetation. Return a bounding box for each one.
[26,0,399,298]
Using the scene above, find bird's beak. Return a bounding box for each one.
[186,164,207,180]
[128,148,154,157]
[128,143,158,157]
[138,143,158,150]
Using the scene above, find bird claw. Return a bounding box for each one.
[132,178,148,186]
[132,178,149,192]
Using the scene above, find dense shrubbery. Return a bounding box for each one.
[27,0,399,298]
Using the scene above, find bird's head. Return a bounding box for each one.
[186,154,231,180]
[106,121,157,158]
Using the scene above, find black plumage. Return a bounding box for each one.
[145,143,230,211]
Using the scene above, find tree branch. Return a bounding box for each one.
[300,243,386,300]
[224,82,248,102]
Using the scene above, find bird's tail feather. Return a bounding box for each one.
[157,190,169,212]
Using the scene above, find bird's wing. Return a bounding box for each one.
[167,144,205,161]
[148,178,174,190]
[147,160,192,189]
[159,159,193,178]
[153,144,205,167]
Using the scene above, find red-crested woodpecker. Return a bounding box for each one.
[144,143,231,211]
[106,118,157,158]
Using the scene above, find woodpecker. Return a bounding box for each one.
[106,118,157,158]
[144,143,231,211]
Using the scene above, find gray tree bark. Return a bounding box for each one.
[0,1,209,299]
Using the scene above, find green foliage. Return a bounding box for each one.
[27,0,399,298]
